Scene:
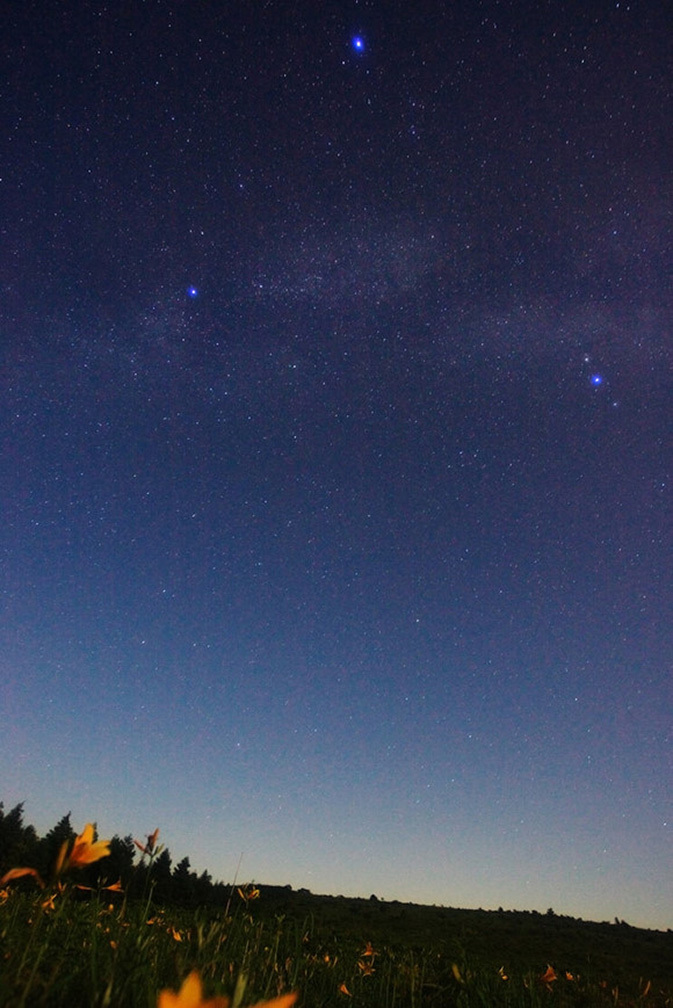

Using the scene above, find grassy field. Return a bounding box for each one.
[1,879,672,1007]
[1,817,671,1007]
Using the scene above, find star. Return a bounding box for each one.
[351,36,365,53]
[187,286,199,298]
[590,373,603,386]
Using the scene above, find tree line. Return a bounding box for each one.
[0,802,236,908]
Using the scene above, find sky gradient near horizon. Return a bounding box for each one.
[2,0,672,929]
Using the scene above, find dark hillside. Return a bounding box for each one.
[254,885,673,987]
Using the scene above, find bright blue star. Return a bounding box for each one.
[187,286,199,299]
[590,373,603,386]
[351,35,365,53]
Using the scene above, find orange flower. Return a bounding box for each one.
[237,885,260,902]
[540,965,557,986]
[338,982,351,997]
[135,828,160,856]
[158,971,228,1008]
[41,892,58,911]
[75,878,124,894]
[0,866,45,888]
[157,972,298,1008]
[55,823,110,875]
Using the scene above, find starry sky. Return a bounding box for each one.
[2,0,672,930]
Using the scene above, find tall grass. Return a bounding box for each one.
[0,882,670,1007]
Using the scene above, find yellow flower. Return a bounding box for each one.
[55,823,110,875]
[157,972,298,1008]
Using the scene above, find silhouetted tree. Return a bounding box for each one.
[0,803,38,873]
[0,803,231,909]
[173,856,200,905]
[101,835,136,888]
[151,847,173,901]
[194,869,213,905]
[173,855,191,878]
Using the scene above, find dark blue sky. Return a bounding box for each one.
[2,0,671,928]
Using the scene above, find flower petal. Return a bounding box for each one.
[0,866,45,888]
[249,996,298,1008]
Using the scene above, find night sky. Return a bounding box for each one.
[2,1,672,930]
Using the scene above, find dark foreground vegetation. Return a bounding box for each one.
[1,802,671,1006]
